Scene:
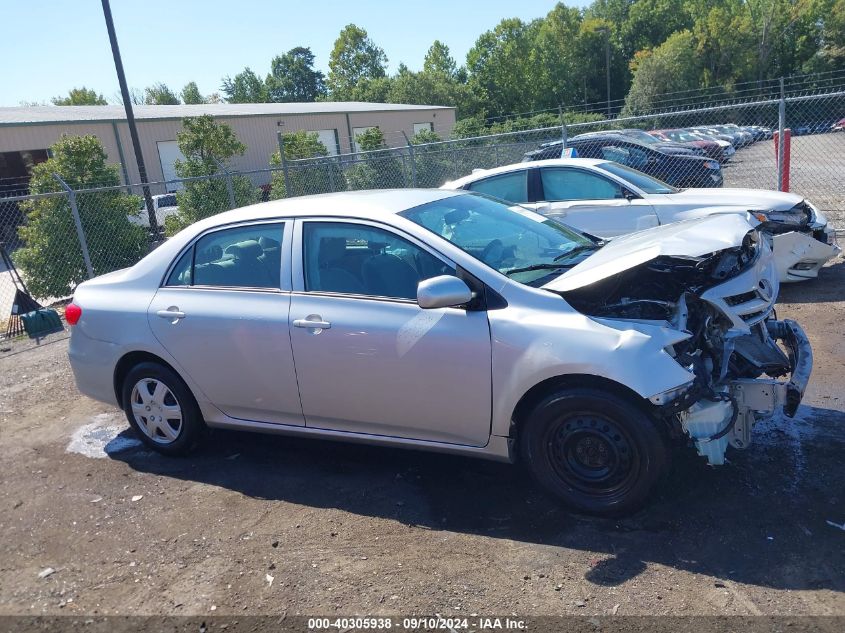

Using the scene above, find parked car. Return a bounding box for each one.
[68,189,811,516]
[720,124,755,146]
[651,129,727,161]
[524,137,724,188]
[569,130,701,156]
[689,127,738,146]
[128,193,179,228]
[443,159,841,282]
[831,118,845,132]
[684,130,737,159]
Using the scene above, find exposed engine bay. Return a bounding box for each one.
[559,229,813,465]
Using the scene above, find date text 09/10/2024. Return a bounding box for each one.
[307,617,527,630]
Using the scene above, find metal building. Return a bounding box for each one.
[0,102,456,193]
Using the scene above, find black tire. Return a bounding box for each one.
[121,362,203,456]
[519,387,668,517]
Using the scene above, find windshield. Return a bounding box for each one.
[400,193,598,287]
[596,161,679,194]
[623,130,659,144]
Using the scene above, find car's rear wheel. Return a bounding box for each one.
[520,387,668,517]
[121,362,203,456]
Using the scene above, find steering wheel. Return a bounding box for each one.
[480,238,504,265]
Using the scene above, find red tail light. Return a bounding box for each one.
[65,303,82,325]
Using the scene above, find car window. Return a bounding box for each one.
[302,222,453,301]
[600,145,630,163]
[166,223,283,289]
[465,171,528,203]
[540,168,621,201]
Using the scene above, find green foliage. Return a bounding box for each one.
[267,47,326,102]
[269,131,344,199]
[327,24,388,100]
[221,68,268,103]
[345,128,406,190]
[409,130,453,187]
[180,82,205,104]
[165,116,257,235]
[144,82,180,105]
[15,136,147,298]
[51,87,107,106]
[622,30,701,115]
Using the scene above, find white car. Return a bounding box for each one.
[443,159,840,282]
[129,193,179,228]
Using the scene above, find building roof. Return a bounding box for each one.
[0,102,454,125]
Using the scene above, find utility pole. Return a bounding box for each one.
[600,27,612,117]
[101,0,159,236]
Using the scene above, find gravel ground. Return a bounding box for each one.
[0,263,843,621]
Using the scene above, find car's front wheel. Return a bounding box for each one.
[520,387,668,517]
[121,362,203,456]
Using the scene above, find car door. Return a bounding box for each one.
[147,221,304,426]
[534,166,658,238]
[288,218,492,446]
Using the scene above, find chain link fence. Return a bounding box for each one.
[2,89,843,347]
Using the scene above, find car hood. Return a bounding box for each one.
[659,187,804,211]
[542,213,757,292]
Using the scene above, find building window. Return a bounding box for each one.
[413,122,434,136]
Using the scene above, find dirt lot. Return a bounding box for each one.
[0,264,843,621]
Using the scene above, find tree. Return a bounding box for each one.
[345,127,405,190]
[165,116,257,235]
[266,47,326,102]
[51,87,107,106]
[622,30,702,115]
[180,81,205,104]
[327,24,388,100]
[144,82,179,105]
[15,136,146,298]
[466,18,540,117]
[269,130,343,199]
[409,129,453,187]
[221,68,268,103]
[423,40,458,77]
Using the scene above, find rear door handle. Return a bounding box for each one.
[293,318,331,330]
[156,308,186,320]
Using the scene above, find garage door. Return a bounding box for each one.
[311,129,339,156]
[157,141,186,192]
[413,122,433,136]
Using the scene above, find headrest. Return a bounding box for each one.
[225,240,263,260]
[258,236,280,250]
[196,244,223,265]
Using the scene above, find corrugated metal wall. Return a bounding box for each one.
[0,107,456,187]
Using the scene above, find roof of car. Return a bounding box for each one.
[193,189,464,227]
[442,158,608,188]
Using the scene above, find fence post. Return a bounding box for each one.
[277,131,292,198]
[558,105,568,154]
[53,174,94,279]
[777,77,786,191]
[215,161,237,209]
[401,132,417,187]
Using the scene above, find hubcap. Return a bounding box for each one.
[130,378,183,444]
[548,414,638,497]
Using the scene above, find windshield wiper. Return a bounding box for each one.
[553,244,597,262]
[504,262,576,276]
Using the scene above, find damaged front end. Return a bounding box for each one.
[560,229,813,465]
[754,201,841,282]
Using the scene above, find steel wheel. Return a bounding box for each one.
[129,378,183,444]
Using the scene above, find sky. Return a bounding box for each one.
[1,0,591,107]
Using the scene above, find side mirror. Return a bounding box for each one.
[622,188,637,201]
[417,275,473,310]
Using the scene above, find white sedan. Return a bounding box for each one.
[443,159,840,282]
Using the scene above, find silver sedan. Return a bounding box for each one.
[68,189,810,516]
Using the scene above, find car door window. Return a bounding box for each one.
[465,171,528,203]
[166,223,283,289]
[626,147,651,169]
[540,168,621,201]
[302,222,453,300]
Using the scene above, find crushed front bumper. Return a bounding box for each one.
[679,319,812,464]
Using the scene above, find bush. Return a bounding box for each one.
[269,130,345,199]
[344,127,406,190]
[164,116,257,236]
[15,135,147,298]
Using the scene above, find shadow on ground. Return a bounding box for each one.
[110,403,845,594]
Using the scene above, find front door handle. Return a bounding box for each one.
[156,308,186,321]
[293,317,331,330]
